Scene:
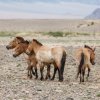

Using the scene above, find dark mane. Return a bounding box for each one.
[16,36,24,42]
[33,39,43,46]
[24,40,29,44]
[84,45,93,51]
[19,40,29,44]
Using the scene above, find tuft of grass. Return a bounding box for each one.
[43,31,64,37]
[97,93,100,97]
[0,31,17,37]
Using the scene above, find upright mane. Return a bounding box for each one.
[33,39,43,46]
[21,40,29,44]
[84,45,93,51]
[16,36,25,42]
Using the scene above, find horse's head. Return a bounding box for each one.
[84,45,96,65]
[6,36,24,50]
[26,39,42,55]
[26,41,33,56]
[90,48,95,65]
[13,41,29,57]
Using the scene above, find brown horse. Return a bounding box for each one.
[6,37,36,78]
[13,40,38,79]
[76,45,95,82]
[26,39,66,82]
[12,39,51,80]
[6,36,25,49]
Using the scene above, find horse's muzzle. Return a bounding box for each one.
[6,45,10,50]
[13,54,17,58]
[92,62,95,65]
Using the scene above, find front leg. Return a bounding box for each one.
[34,67,38,79]
[45,65,51,80]
[40,66,44,81]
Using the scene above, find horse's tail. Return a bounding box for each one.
[78,52,84,74]
[60,50,66,77]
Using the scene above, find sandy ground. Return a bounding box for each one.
[0,36,100,100]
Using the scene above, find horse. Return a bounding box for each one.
[26,39,67,82]
[6,36,36,78]
[76,45,95,82]
[6,36,25,49]
[12,39,51,80]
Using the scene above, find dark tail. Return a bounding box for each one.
[60,51,66,78]
[78,52,84,75]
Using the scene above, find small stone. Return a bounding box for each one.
[66,97,74,100]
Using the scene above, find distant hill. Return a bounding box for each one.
[85,8,100,19]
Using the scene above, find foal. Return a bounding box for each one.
[76,45,95,82]
[26,39,66,82]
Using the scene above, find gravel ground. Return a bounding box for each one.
[0,36,100,100]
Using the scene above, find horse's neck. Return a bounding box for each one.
[23,43,28,52]
[32,43,41,54]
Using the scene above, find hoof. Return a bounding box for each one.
[40,77,44,81]
[59,79,63,82]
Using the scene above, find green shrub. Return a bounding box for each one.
[97,93,100,97]
[43,31,64,37]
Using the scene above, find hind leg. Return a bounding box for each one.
[79,68,82,83]
[51,67,58,80]
[86,67,90,81]
[58,68,63,82]
[45,65,51,80]
[76,66,80,79]
[82,68,85,82]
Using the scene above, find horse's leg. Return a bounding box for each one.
[27,70,30,77]
[82,67,85,82]
[34,67,38,79]
[45,65,51,80]
[51,67,58,80]
[40,66,44,81]
[29,69,32,79]
[58,52,66,82]
[31,67,35,76]
[80,68,82,83]
[87,66,90,81]
[58,67,63,82]
[76,65,80,79]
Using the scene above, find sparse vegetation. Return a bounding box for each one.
[91,21,94,25]
[97,93,100,97]
[0,31,98,37]
[43,31,95,37]
[0,31,17,37]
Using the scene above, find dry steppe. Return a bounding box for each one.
[0,19,100,100]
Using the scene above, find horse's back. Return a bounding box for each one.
[36,46,66,63]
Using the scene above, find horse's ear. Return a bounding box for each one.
[93,47,96,52]
[84,45,87,48]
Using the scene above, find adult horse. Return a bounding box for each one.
[76,45,95,82]
[6,37,36,78]
[26,39,67,82]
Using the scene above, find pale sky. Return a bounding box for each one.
[0,0,99,19]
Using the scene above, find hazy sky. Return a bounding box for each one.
[0,0,99,19]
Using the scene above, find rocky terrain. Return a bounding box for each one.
[0,36,100,100]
